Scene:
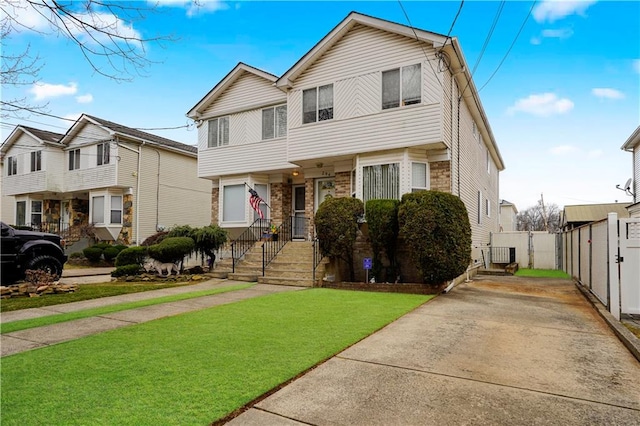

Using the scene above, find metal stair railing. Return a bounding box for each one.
[230,218,270,273]
[261,216,296,276]
[312,237,324,283]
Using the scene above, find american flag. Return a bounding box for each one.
[248,188,264,219]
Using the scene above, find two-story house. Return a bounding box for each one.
[499,200,518,232]
[187,12,503,258]
[622,126,640,218]
[1,115,212,245]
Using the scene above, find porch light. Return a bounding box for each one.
[292,170,299,176]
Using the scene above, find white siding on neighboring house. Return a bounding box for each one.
[200,72,286,118]
[634,146,640,204]
[66,164,118,192]
[67,123,111,147]
[116,141,139,189]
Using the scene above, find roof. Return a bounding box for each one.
[187,62,279,118]
[500,199,518,213]
[621,126,640,151]
[60,114,197,155]
[1,125,64,156]
[563,203,630,223]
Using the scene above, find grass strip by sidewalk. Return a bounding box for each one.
[515,268,571,279]
[1,283,253,334]
[2,289,431,426]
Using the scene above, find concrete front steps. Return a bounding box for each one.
[258,241,327,287]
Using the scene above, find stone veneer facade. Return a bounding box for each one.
[211,187,219,225]
[118,193,134,244]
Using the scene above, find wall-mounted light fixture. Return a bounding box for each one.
[316,162,323,169]
[292,170,299,176]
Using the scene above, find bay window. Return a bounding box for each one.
[382,63,421,110]
[362,163,400,202]
[111,195,123,224]
[222,184,245,222]
[31,200,42,225]
[411,162,428,192]
[92,196,105,224]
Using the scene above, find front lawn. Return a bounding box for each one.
[1,289,431,425]
[515,268,571,279]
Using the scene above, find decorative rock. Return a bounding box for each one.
[0,286,11,295]
[36,285,50,293]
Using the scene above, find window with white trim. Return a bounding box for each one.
[473,122,478,139]
[31,200,42,225]
[92,196,105,224]
[382,63,421,110]
[253,184,268,220]
[69,149,81,170]
[485,198,491,217]
[208,117,230,147]
[91,193,122,225]
[30,150,41,172]
[486,148,490,174]
[362,163,400,202]
[7,156,17,175]
[477,191,482,224]
[303,84,333,124]
[16,201,26,226]
[222,184,245,222]
[97,143,110,166]
[110,195,123,224]
[262,105,287,140]
[411,162,429,192]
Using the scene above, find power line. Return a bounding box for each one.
[445,1,465,41]
[478,0,537,93]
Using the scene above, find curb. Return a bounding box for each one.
[574,280,640,363]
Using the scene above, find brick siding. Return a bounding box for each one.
[430,161,451,193]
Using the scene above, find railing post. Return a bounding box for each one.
[262,243,265,277]
[231,243,235,273]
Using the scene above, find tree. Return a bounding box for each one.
[1,0,173,115]
[516,201,561,232]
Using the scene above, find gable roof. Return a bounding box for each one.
[1,125,64,156]
[60,114,197,155]
[500,199,518,213]
[186,62,279,118]
[621,126,640,151]
[562,203,630,224]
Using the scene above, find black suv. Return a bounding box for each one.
[1,222,68,284]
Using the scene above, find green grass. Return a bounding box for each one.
[1,284,253,334]
[515,268,571,279]
[0,282,198,312]
[1,289,431,425]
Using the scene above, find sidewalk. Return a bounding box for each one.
[1,280,304,357]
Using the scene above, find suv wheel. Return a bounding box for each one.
[27,255,63,279]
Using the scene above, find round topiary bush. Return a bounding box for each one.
[141,231,168,247]
[111,264,142,277]
[83,246,104,262]
[102,246,120,262]
[115,246,147,267]
[147,237,195,263]
[69,251,84,259]
[93,242,112,250]
[398,191,471,285]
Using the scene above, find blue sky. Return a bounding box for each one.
[1,0,639,211]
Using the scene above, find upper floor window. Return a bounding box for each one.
[303,84,333,124]
[485,198,491,217]
[262,105,287,140]
[382,63,421,110]
[208,116,229,147]
[486,149,490,174]
[7,156,17,176]
[97,143,110,166]
[30,150,41,172]
[69,149,81,170]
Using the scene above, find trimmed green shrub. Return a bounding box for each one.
[147,237,195,263]
[69,252,84,259]
[115,246,147,267]
[191,225,227,261]
[113,244,128,252]
[111,264,142,277]
[83,247,103,262]
[398,191,471,284]
[366,199,400,282]
[93,242,112,250]
[166,225,194,239]
[141,231,168,247]
[315,197,364,282]
[102,246,120,262]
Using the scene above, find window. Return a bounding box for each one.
[30,150,41,172]
[303,84,333,124]
[69,149,81,170]
[208,117,230,147]
[411,162,428,192]
[262,105,287,140]
[97,143,110,166]
[222,184,245,222]
[16,201,26,226]
[110,195,123,224]
[362,163,400,202]
[473,122,478,139]
[31,200,42,225]
[485,198,491,217]
[486,149,490,174]
[7,156,17,176]
[477,191,482,224]
[382,64,421,110]
[253,184,268,220]
[92,196,105,224]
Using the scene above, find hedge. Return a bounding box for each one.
[115,246,147,267]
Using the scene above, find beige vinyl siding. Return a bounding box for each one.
[442,70,454,150]
[634,146,640,204]
[201,72,286,118]
[67,123,111,147]
[116,141,139,188]
[288,104,441,162]
[135,146,211,243]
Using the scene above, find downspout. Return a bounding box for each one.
[153,148,160,230]
[136,141,145,244]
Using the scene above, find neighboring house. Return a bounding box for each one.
[1,116,212,244]
[499,199,518,232]
[561,203,630,230]
[621,126,640,218]
[187,12,503,255]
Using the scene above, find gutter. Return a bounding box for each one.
[116,139,144,245]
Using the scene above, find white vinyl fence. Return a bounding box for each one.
[563,213,640,320]
[490,231,559,269]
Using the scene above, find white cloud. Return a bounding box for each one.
[533,0,597,23]
[76,93,94,104]
[541,28,574,39]
[633,59,640,74]
[29,82,78,100]
[591,88,625,100]
[150,0,228,16]
[507,93,574,117]
[530,37,542,45]
[550,145,579,155]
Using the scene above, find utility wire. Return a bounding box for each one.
[445,1,465,41]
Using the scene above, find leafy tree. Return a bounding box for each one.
[365,199,399,282]
[398,191,471,284]
[315,197,364,282]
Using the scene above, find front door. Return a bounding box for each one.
[61,201,71,232]
[292,185,306,239]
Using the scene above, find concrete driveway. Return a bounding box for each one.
[229,275,640,425]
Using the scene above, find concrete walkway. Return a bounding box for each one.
[229,275,640,425]
[1,280,304,357]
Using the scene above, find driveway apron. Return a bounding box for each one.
[229,275,640,425]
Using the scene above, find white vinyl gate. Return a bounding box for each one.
[620,218,640,314]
